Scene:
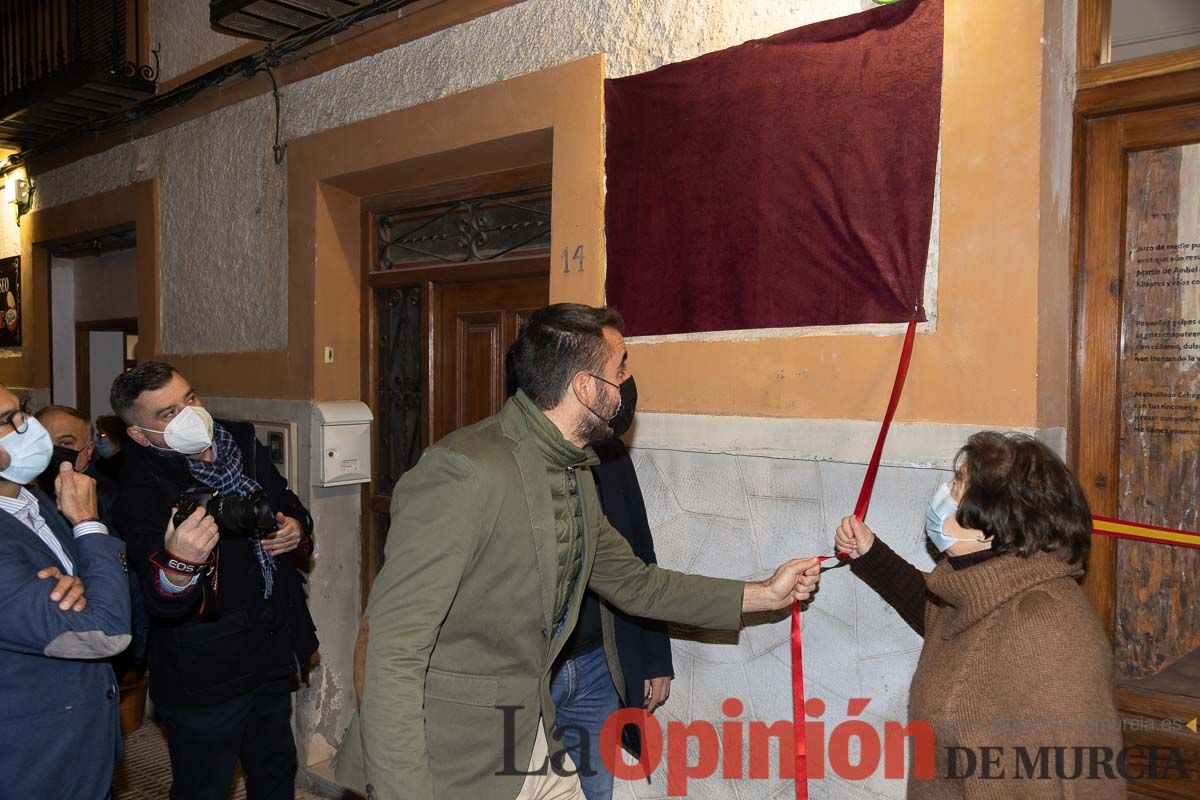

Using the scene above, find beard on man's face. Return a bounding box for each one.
[574,413,613,446]
[573,386,621,445]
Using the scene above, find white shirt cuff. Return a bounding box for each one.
[159,569,200,593]
[72,521,108,539]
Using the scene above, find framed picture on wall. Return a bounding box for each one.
[0,256,20,348]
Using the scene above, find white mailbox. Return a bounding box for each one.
[313,401,373,487]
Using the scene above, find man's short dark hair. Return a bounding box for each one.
[508,304,624,410]
[954,431,1092,566]
[34,404,90,425]
[110,361,179,424]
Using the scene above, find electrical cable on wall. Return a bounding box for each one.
[0,0,422,179]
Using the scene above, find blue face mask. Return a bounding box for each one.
[925,481,963,552]
[0,416,54,485]
[95,437,116,460]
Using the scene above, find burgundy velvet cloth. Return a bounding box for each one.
[604,0,943,336]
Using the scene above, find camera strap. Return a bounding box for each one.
[150,548,215,577]
[150,548,221,617]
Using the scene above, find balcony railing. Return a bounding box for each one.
[0,0,157,148]
[211,0,365,41]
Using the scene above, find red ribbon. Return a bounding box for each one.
[792,318,918,800]
[852,318,918,521]
[790,560,827,799]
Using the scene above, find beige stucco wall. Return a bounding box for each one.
[148,0,247,84]
[11,0,1071,429]
[72,249,140,322]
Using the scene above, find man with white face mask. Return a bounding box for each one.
[0,383,132,798]
[110,362,318,800]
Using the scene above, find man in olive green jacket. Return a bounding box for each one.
[335,304,820,800]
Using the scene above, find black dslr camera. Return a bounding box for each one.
[173,487,277,539]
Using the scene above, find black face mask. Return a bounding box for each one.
[36,445,81,496]
[589,374,638,439]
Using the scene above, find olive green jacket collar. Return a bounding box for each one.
[501,391,596,635]
[510,389,599,470]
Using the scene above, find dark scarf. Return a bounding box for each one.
[187,424,276,597]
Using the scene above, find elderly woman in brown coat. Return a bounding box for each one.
[836,431,1124,799]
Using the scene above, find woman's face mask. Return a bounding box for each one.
[135,405,214,455]
[925,481,989,553]
[924,482,961,552]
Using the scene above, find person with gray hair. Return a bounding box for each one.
[35,402,149,669]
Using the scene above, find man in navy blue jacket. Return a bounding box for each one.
[547,437,675,800]
[0,384,132,799]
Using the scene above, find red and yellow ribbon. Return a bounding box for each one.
[1092,516,1200,550]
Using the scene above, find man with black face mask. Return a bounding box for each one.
[36,404,148,669]
[336,303,823,800]
[110,362,318,800]
[502,352,668,800]
[35,405,108,516]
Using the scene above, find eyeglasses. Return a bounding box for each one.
[0,404,29,435]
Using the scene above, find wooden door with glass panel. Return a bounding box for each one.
[1075,99,1200,798]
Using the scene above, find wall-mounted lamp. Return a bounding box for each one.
[8,178,30,207]
[5,175,34,227]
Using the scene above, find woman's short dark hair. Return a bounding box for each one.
[954,431,1092,566]
[508,304,624,410]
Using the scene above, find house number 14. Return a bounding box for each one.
[562,245,584,273]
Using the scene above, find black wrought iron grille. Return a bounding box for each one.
[0,0,158,149]
[375,285,422,498]
[0,0,157,95]
[377,187,551,270]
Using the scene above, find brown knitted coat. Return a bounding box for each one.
[854,542,1125,799]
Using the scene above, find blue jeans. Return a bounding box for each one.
[550,645,621,800]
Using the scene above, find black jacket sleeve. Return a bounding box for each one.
[244,429,313,543]
[629,529,673,680]
[592,440,675,689]
[112,464,205,619]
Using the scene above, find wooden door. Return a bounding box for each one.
[362,262,549,605]
[431,274,547,446]
[74,317,138,417]
[1073,99,1200,797]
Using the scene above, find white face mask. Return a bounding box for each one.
[138,406,214,455]
[0,417,54,484]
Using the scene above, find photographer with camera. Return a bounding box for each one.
[111,362,318,800]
